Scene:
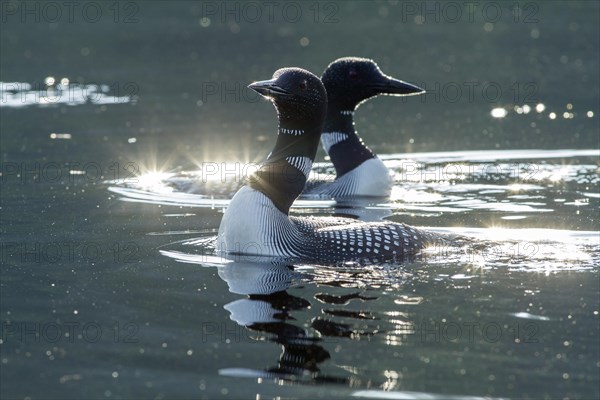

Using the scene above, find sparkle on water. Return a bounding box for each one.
[4,142,599,400]
[0,80,135,108]
[490,102,595,121]
[2,12,598,397]
[114,148,599,274]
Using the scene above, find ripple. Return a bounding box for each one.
[381,149,599,163]
[108,186,335,209]
[351,389,508,399]
[511,312,551,321]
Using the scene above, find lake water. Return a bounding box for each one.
[1,1,599,399]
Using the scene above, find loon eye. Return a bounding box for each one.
[348,70,358,80]
[299,80,307,91]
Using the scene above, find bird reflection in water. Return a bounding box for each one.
[161,249,412,386]
[217,259,350,383]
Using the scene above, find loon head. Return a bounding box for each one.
[248,68,328,213]
[322,57,424,110]
[249,67,327,132]
[318,58,424,184]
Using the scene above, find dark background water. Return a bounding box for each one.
[1,0,599,166]
[1,1,599,399]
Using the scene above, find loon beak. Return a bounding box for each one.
[372,77,425,96]
[248,79,290,98]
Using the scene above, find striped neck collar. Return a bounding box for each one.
[321,105,375,177]
[279,127,305,136]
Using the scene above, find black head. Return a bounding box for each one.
[249,67,328,131]
[247,68,327,214]
[321,57,424,110]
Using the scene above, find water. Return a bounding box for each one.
[1,1,599,399]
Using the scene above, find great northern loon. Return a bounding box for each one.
[167,57,423,199]
[305,57,423,197]
[217,68,443,261]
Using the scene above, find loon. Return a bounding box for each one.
[217,68,443,261]
[165,57,423,199]
[305,57,423,198]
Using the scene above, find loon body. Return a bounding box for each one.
[168,58,423,199]
[217,68,442,261]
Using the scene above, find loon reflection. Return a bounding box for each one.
[162,249,389,383]
[217,259,349,382]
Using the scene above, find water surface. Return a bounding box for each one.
[1,1,599,399]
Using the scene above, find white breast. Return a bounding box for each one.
[217,186,303,257]
[322,157,393,197]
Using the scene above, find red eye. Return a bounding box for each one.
[349,70,358,80]
[299,80,307,91]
